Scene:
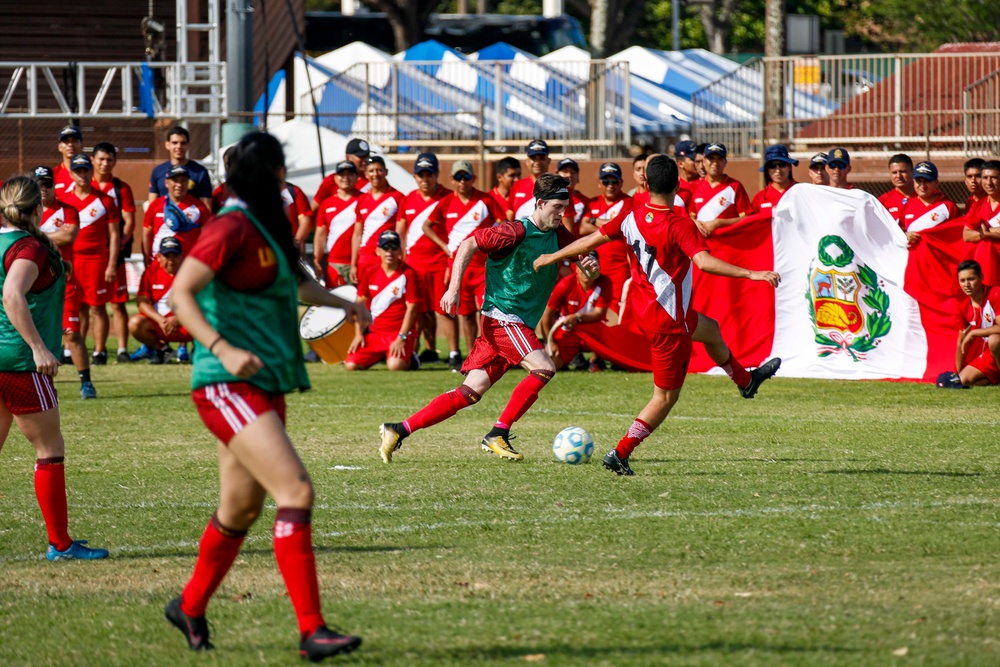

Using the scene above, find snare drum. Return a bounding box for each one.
[299,285,358,364]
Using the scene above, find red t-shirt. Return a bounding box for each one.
[878,188,913,223]
[95,179,136,215]
[961,285,1000,335]
[39,201,79,263]
[547,272,614,318]
[358,262,419,335]
[690,175,751,221]
[143,194,211,257]
[316,192,360,265]
[3,235,57,293]
[401,186,451,272]
[507,176,538,220]
[673,190,692,218]
[211,183,231,213]
[751,181,796,216]
[901,194,958,233]
[602,202,710,334]
[52,164,75,198]
[314,172,370,205]
[187,210,278,292]
[58,188,121,259]
[282,183,314,237]
[137,260,177,317]
[436,190,505,270]
[968,197,1000,231]
[489,187,509,215]
[355,189,404,261]
[678,175,700,195]
[589,193,634,274]
[964,195,983,215]
[564,191,592,237]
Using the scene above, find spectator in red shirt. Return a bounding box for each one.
[675,140,700,193]
[489,157,520,214]
[52,125,82,198]
[310,137,372,211]
[556,158,591,238]
[349,156,404,284]
[963,157,986,214]
[143,164,211,263]
[751,144,798,216]
[313,160,361,287]
[878,154,915,224]
[690,143,752,237]
[901,161,958,246]
[956,259,1000,387]
[629,153,649,201]
[507,139,552,221]
[539,253,613,370]
[129,236,192,364]
[808,153,830,185]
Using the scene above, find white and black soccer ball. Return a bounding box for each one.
[552,426,594,464]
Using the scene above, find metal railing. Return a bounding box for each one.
[964,68,1000,156]
[301,59,631,159]
[692,52,1000,158]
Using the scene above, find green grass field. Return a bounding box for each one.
[0,360,997,666]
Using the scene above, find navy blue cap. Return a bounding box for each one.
[159,236,183,255]
[59,125,82,141]
[413,153,439,174]
[166,164,190,179]
[526,139,549,157]
[703,143,727,159]
[32,165,54,181]
[377,230,401,249]
[827,147,851,168]
[69,154,92,171]
[675,140,697,158]
[335,160,357,174]
[809,152,829,167]
[913,161,938,181]
[556,158,579,172]
[759,144,799,171]
[598,163,623,181]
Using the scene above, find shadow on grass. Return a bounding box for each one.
[820,468,981,477]
[115,544,438,561]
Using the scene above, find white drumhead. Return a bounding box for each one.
[299,285,358,340]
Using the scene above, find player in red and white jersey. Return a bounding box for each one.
[51,125,82,198]
[507,139,551,221]
[900,161,959,247]
[826,147,855,190]
[557,158,592,237]
[963,158,986,214]
[535,156,781,476]
[57,153,121,367]
[281,180,315,250]
[143,164,212,263]
[878,154,916,224]
[963,161,1000,266]
[674,140,701,195]
[398,152,451,362]
[129,236,192,364]
[490,156,520,214]
[956,260,1000,386]
[311,137,372,211]
[345,231,419,371]
[539,254,613,370]
[689,143,752,237]
[751,144,798,217]
[580,162,632,312]
[313,160,360,287]
[350,156,404,284]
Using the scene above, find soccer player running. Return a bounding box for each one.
[0,177,108,560]
[166,132,368,659]
[534,156,781,476]
[379,174,599,463]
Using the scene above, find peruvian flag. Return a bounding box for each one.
[576,185,971,382]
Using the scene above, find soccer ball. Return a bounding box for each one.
[552,426,594,464]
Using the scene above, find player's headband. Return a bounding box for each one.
[539,188,570,201]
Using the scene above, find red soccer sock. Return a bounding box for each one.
[497,370,553,427]
[721,352,753,389]
[34,458,71,551]
[402,386,481,434]
[273,508,325,638]
[615,419,653,459]
[180,513,247,618]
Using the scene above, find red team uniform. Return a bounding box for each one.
[281,183,314,238]
[38,200,81,332]
[507,177,538,221]
[315,192,360,285]
[95,178,136,303]
[588,193,634,307]
[136,261,193,343]
[602,202,710,389]
[355,189,404,276]
[401,187,451,315]
[51,164,75,199]
[878,189,911,224]
[547,272,613,361]
[437,191,504,315]
[345,262,420,367]
[751,181,797,217]
[489,187,509,217]
[58,189,120,307]
[960,285,1000,384]
[901,194,958,233]
[965,198,1000,283]
[690,175,752,222]
[144,194,211,257]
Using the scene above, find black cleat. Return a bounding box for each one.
[165,597,214,651]
[418,349,440,364]
[739,357,781,399]
[299,625,362,662]
[447,354,463,373]
[116,351,131,364]
[60,350,73,366]
[91,351,108,366]
[602,449,635,476]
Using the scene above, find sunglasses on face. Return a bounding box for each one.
[601,178,620,186]
[453,173,474,182]
[37,180,54,188]
[380,244,400,251]
[766,162,787,170]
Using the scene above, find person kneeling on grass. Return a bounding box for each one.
[954,260,1000,387]
[344,230,419,371]
[129,236,193,364]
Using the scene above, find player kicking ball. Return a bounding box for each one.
[380,174,598,462]
[534,156,781,476]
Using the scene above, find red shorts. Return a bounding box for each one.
[0,371,58,415]
[111,263,128,304]
[458,266,486,316]
[141,314,193,344]
[645,329,693,390]
[551,327,584,362]
[414,268,446,315]
[968,345,1000,384]
[192,382,286,445]
[72,255,113,307]
[463,316,543,384]
[63,276,82,334]
[345,331,417,368]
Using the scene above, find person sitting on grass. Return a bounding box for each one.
[955,260,1000,387]
[129,237,193,364]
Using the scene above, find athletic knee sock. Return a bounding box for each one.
[615,419,653,459]
[402,386,481,434]
[34,458,71,551]
[180,512,247,617]
[273,508,325,638]
[77,368,90,384]
[496,370,553,429]
[721,352,752,388]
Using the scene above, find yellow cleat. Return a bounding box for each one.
[481,434,524,461]
[379,423,406,463]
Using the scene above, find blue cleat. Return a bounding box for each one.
[46,540,109,561]
[130,344,151,361]
[80,381,97,400]
[177,344,190,363]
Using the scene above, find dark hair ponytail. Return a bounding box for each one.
[226,132,303,279]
